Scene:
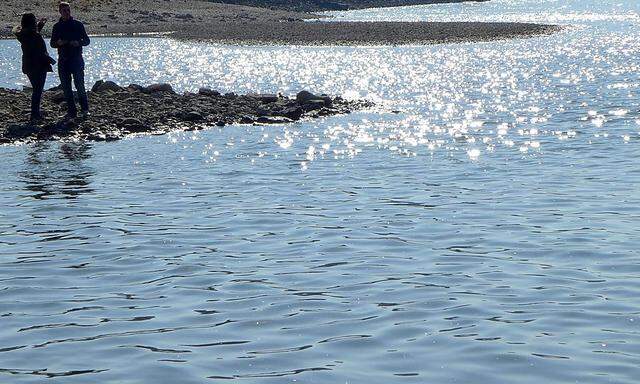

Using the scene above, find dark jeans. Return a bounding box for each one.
[59,58,88,115]
[26,71,47,119]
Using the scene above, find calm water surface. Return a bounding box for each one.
[1,0,639,383]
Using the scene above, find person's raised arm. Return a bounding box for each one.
[37,18,47,33]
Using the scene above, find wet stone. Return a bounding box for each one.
[0,80,372,144]
[92,80,122,93]
[184,111,204,122]
[302,100,326,111]
[143,83,175,94]
[128,84,145,92]
[296,90,317,104]
[281,106,304,120]
[198,88,221,97]
[239,115,256,124]
[250,94,279,103]
[257,116,293,124]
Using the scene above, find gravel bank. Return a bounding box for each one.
[0,0,560,45]
[0,0,311,39]
[173,20,560,45]
[0,81,372,144]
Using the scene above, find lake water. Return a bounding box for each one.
[1,0,639,383]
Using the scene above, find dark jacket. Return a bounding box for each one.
[14,27,54,75]
[50,17,90,61]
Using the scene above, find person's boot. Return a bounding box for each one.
[30,112,44,123]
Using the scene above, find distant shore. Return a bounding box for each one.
[0,0,560,45]
[208,0,490,13]
[172,21,559,46]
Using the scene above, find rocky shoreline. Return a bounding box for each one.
[0,81,372,144]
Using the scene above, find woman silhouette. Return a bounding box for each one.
[13,13,54,122]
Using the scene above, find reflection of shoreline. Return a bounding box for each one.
[20,142,94,200]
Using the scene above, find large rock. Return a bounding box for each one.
[296,90,317,104]
[320,95,333,107]
[127,84,145,92]
[316,107,339,116]
[301,99,325,112]
[249,93,279,103]
[120,117,143,126]
[92,80,122,93]
[119,117,148,132]
[296,90,331,109]
[199,88,221,97]
[90,80,103,92]
[143,83,175,94]
[281,106,303,120]
[239,115,255,124]
[183,111,204,122]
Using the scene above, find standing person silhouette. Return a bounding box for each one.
[50,1,90,119]
[13,13,54,122]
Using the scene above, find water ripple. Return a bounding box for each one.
[1,0,640,383]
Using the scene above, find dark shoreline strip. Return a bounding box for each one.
[0,22,561,46]
[171,21,561,45]
[208,0,491,13]
[0,81,372,145]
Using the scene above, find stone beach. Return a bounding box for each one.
[0,81,372,144]
[0,0,560,45]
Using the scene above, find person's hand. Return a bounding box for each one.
[36,18,47,32]
[70,40,80,47]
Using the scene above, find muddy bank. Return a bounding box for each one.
[0,81,372,144]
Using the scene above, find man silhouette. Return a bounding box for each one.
[51,1,90,119]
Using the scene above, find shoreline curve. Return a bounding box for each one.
[0,0,561,45]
